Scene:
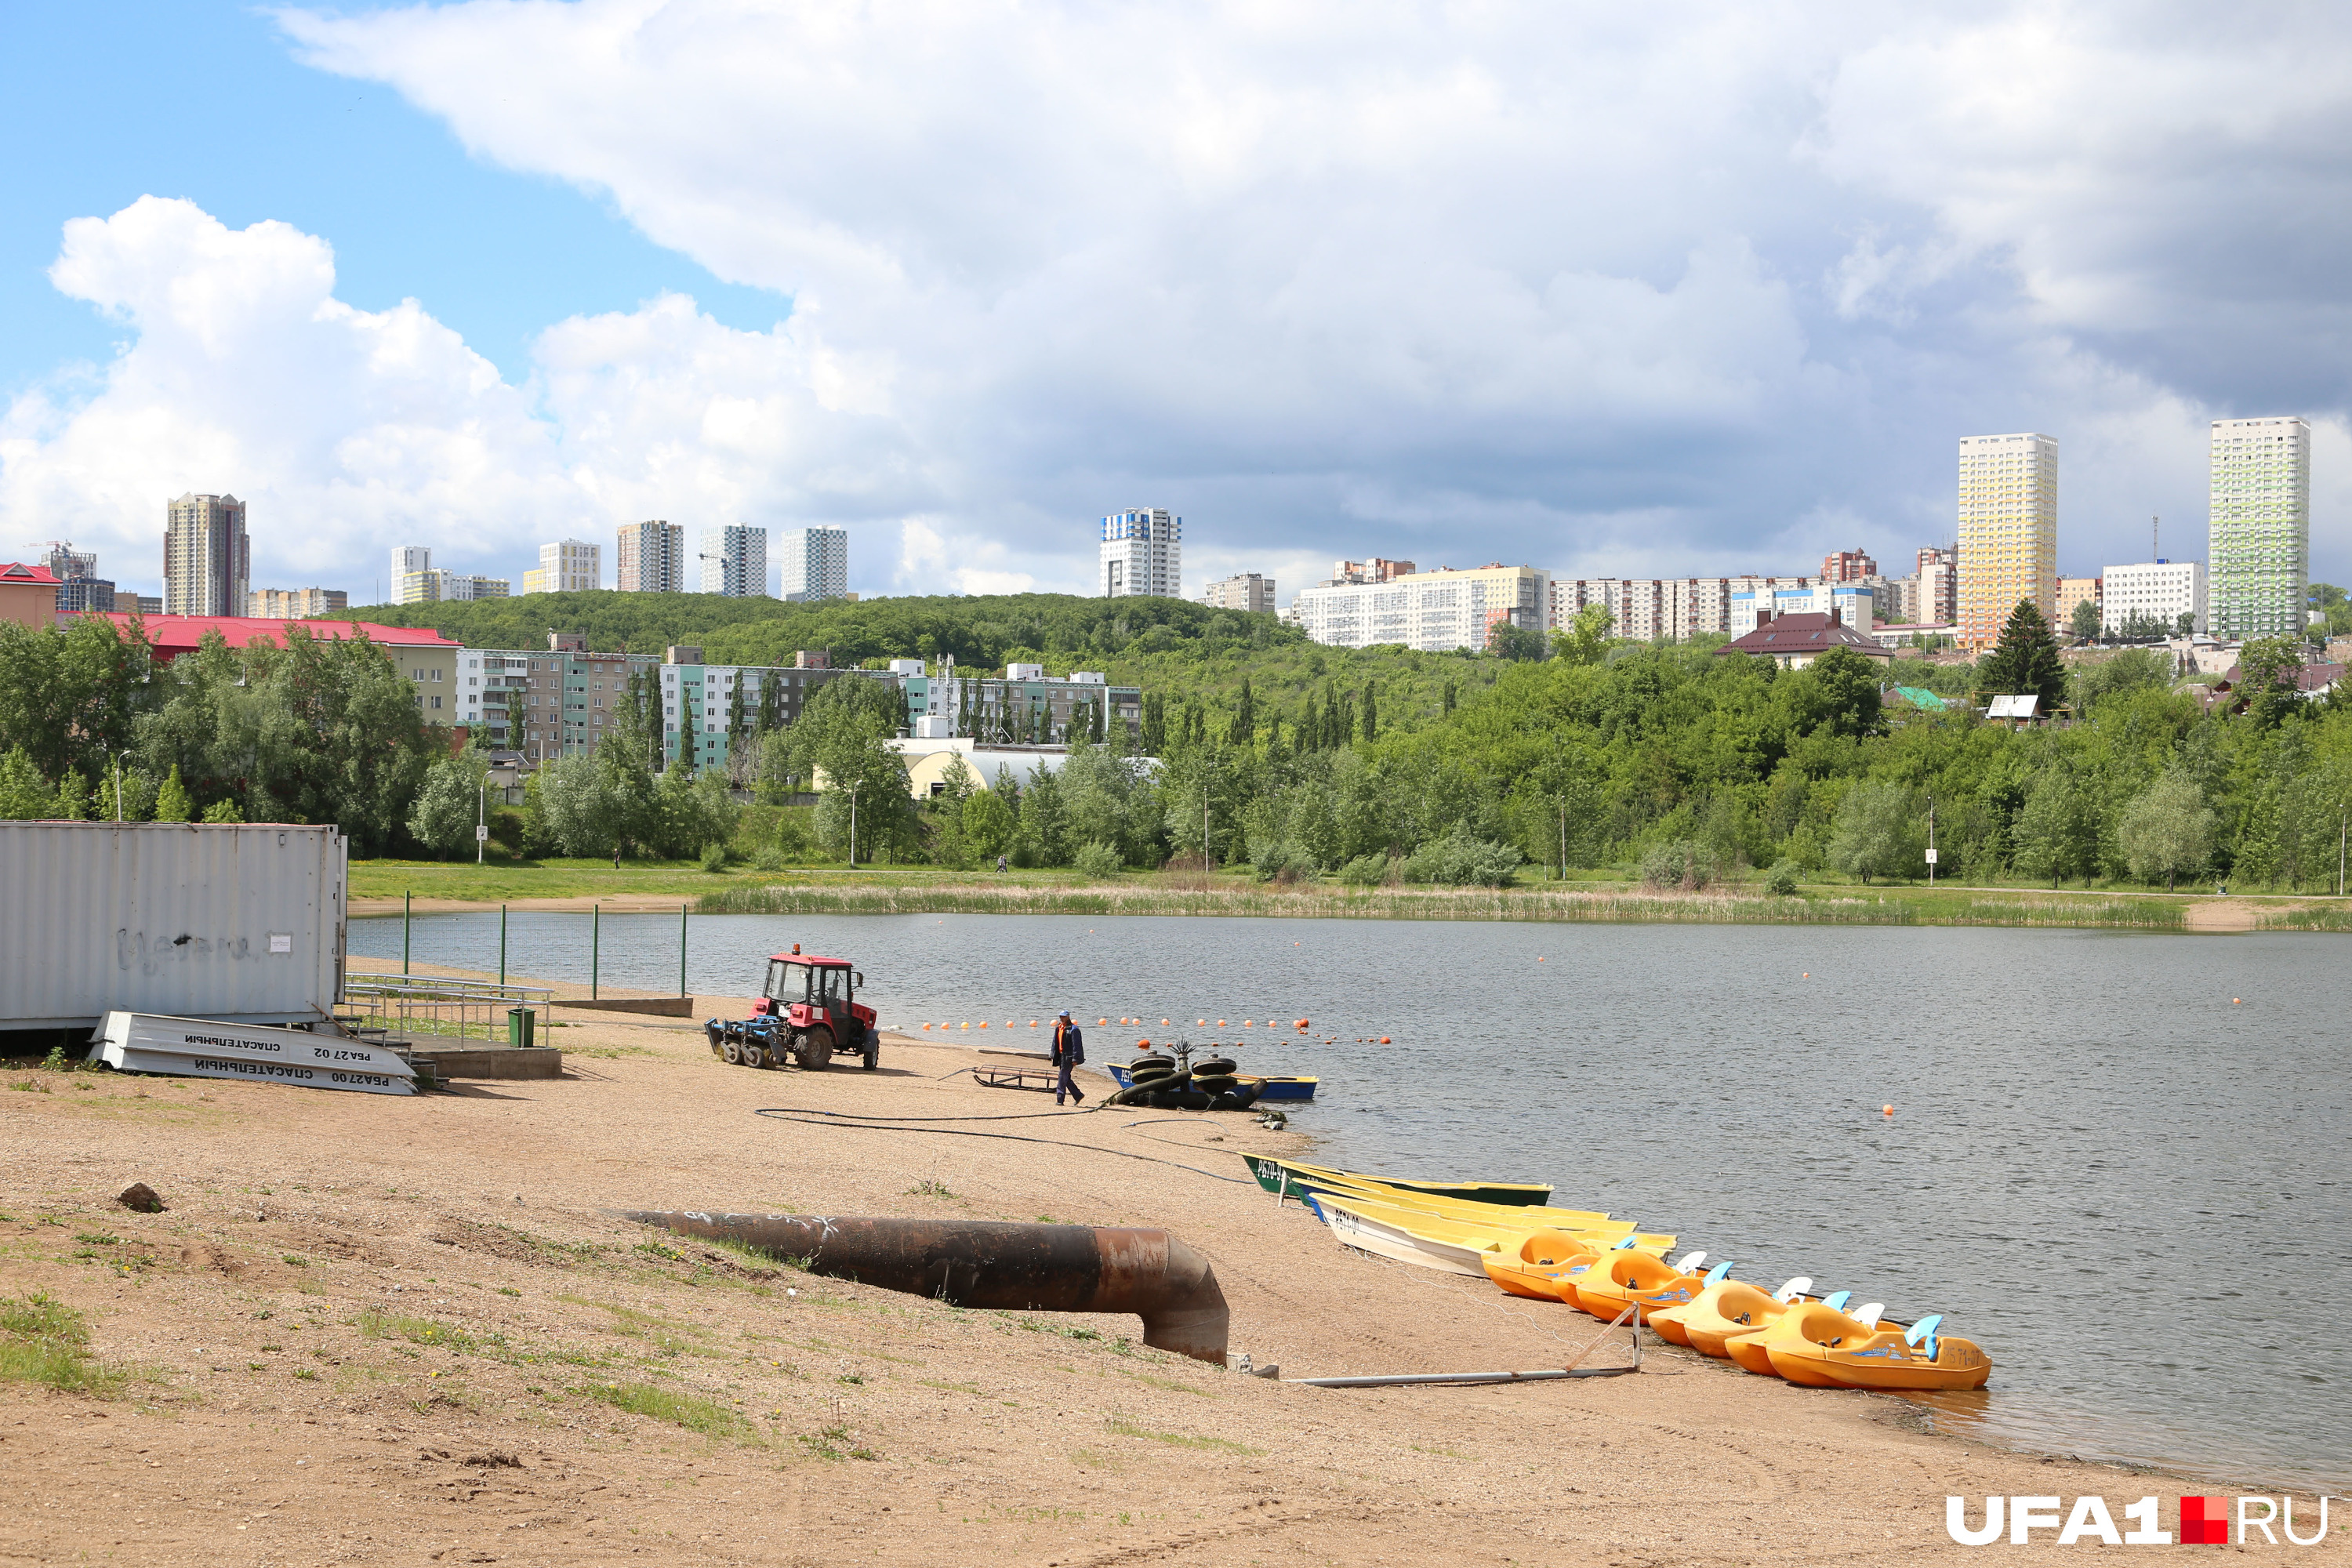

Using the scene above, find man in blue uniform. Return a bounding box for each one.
[1050,1010,1086,1105]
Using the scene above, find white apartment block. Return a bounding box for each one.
[700,525,768,597]
[1100,508,1182,598]
[2208,416,2310,641]
[1550,575,1875,642]
[246,587,348,619]
[1730,579,1874,637]
[776,526,849,601]
[1291,564,1548,652]
[616,520,687,593]
[2102,560,2207,637]
[1958,433,2058,648]
[456,648,537,742]
[395,566,509,604]
[522,539,599,595]
[1200,572,1276,614]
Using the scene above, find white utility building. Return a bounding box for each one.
[2101,560,2207,637]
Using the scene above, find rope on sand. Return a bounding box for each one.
[750,1106,1254,1185]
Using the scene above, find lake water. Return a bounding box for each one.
[349,909,2351,1495]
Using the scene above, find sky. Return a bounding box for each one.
[2,0,2349,607]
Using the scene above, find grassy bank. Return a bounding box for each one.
[350,859,2352,931]
[695,877,2199,929]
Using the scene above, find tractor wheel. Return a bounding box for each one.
[862,1040,880,1071]
[798,1026,835,1071]
[742,1040,769,1069]
[721,1036,743,1065]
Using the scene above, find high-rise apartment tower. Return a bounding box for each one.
[776,527,849,601]
[164,493,250,617]
[1100,509,1181,598]
[700,526,768,597]
[616,521,687,593]
[1956,434,2057,648]
[523,539,600,594]
[2208,416,2310,641]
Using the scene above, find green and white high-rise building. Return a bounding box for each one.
[2208,416,2310,641]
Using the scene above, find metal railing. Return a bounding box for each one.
[342,976,554,1044]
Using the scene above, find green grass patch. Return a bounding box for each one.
[584,1380,757,1441]
[357,1308,475,1355]
[1104,1417,1260,1455]
[1120,1370,1210,1396]
[797,1422,879,1461]
[0,1292,125,1397]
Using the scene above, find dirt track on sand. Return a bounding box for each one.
[2,1003,2318,1565]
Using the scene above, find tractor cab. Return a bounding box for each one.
[746,946,878,1070]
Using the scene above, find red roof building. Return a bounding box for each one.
[1712,611,1894,670]
[88,612,466,721]
[0,561,63,632]
[90,612,459,662]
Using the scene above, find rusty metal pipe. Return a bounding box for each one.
[618,1211,1230,1365]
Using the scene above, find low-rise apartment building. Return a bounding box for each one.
[2101,561,2205,637]
[1290,564,1548,652]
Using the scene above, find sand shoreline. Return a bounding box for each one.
[2,978,2332,1563]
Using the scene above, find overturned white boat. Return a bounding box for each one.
[87,1011,416,1096]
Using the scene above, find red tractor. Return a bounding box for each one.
[705,948,878,1071]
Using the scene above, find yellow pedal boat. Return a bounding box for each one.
[1650,1277,1812,1356]
[1638,1261,1741,1345]
[1570,1249,1715,1323]
[1725,1291,1863,1374]
[1765,1312,1992,1391]
[1479,1231,1602,1300]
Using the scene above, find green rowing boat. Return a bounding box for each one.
[1241,1155,1554,1207]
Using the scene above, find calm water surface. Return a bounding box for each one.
[350,911,2350,1494]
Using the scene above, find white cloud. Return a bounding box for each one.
[0,198,942,598]
[12,4,2352,600]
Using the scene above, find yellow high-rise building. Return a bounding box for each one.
[1957,433,2056,648]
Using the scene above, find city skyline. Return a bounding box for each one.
[1,6,2347,607]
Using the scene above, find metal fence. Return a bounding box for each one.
[341,975,554,1044]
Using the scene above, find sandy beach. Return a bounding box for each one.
[2,981,2327,1564]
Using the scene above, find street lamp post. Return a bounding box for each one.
[1926,793,1937,887]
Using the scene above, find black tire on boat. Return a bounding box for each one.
[1177,1089,1212,1111]
[1130,1070,1176,1087]
[1209,1091,1241,1111]
[1133,1055,1174,1072]
[1192,1058,1237,1076]
[1146,1089,1179,1109]
[1191,1076,1239,1094]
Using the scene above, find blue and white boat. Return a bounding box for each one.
[1105,1062,1317,1101]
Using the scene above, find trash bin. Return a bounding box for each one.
[507,1007,535,1049]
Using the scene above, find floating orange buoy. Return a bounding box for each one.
[960,1022,969,1030]
[1242,1019,1253,1027]
[1098,1018,1108,1025]
[1197,1019,1207,1026]
[2234,998,2241,1004]
[1138,1040,1150,1048]
[1802,972,1809,978]
[1882,1105,1894,1116]
[921,1022,932,1030]
[1217,1019,1227,1027]
[978,1022,988,1029]
[1160,1018,1169,1025]
[1030,1020,1039,1027]
[1378,1036,1391,1044]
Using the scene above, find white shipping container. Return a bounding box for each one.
[0,822,346,1029]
